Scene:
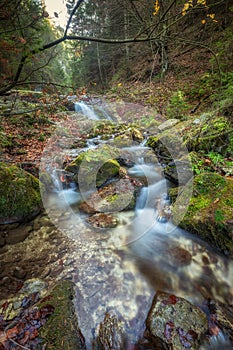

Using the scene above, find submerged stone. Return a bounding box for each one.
[0,162,42,224]
[94,311,127,349]
[146,291,208,350]
[86,213,118,229]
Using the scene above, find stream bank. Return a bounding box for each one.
[0,96,232,349]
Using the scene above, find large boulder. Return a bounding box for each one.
[65,144,120,188]
[0,162,42,224]
[146,291,208,350]
[146,115,232,160]
[79,176,143,214]
[170,173,233,257]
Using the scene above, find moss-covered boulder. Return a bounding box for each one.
[114,126,144,147]
[146,291,208,350]
[39,280,86,349]
[171,173,233,257]
[79,177,142,214]
[65,144,121,188]
[146,115,232,166]
[183,115,233,156]
[0,162,42,224]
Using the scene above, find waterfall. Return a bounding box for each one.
[74,101,100,120]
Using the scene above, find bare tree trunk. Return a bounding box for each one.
[124,4,130,67]
[96,42,104,88]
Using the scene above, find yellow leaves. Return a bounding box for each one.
[182,0,193,16]
[202,13,218,24]
[180,1,217,23]
[207,13,218,22]
[153,0,160,16]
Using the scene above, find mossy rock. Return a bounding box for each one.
[171,173,233,257]
[65,144,120,188]
[183,115,233,156]
[146,291,208,350]
[90,120,117,138]
[146,122,189,164]
[79,180,138,214]
[38,280,86,349]
[113,126,144,147]
[146,115,233,164]
[0,162,42,224]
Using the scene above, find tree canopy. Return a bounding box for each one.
[0,0,232,95]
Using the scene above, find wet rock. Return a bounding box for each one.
[158,119,180,131]
[79,177,142,214]
[39,280,86,349]
[94,311,127,349]
[19,278,48,295]
[146,291,208,350]
[0,234,5,247]
[65,144,120,188]
[207,299,233,341]
[63,100,75,111]
[86,213,118,229]
[146,129,185,165]
[0,279,48,320]
[166,246,192,267]
[5,224,32,244]
[171,173,233,257]
[12,266,27,280]
[0,162,42,224]
[163,160,193,184]
[114,127,144,147]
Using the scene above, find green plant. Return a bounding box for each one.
[214,209,224,223]
[166,90,191,120]
[207,151,224,166]
[38,133,46,142]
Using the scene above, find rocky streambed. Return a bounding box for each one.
[0,98,233,349]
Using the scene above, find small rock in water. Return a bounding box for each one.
[167,246,192,267]
[86,213,118,229]
[94,311,127,349]
[146,291,208,350]
[13,266,27,280]
[157,216,168,223]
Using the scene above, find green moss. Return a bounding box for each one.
[0,162,42,223]
[172,173,233,257]
[194,172,226,195]
[183,115,233,155]
[106,193,119,203]
[65,145,120,188]
[38,281,85,350]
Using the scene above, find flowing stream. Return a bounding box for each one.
[40,100,232,348]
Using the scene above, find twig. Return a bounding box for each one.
[9,337,31,350]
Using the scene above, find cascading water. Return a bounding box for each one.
[40,100,233,349]
[74,101,99,120]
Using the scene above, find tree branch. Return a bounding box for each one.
[64,0,85,37]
